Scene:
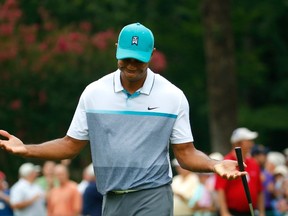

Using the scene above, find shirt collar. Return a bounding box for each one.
[113,68,155,95]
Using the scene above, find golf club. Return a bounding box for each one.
[235,147,255,216]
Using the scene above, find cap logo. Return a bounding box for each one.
[131,36,139,46]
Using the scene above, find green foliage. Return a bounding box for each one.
[240,105,288,130]
[0,0,168,182]
[239,105,288,151]
[1,0,288,181]
[0,0,118,182]
[232,0,288,149]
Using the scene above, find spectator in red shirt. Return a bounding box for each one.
[215,127,265,216]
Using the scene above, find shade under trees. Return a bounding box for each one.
[1,0,288,182]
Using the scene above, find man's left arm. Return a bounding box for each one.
[172,142,246,180]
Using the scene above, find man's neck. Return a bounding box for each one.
[121,78,145,94]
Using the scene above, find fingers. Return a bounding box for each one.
[214,159,248,180]
[0,130,12,152]
[223,174,235,180]
[0,140,8,152]
[222,173,237,180]
[0,130,10,139]
[223,171,247,180]
[0,130,9,150]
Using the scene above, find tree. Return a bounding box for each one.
[201,0,237,154]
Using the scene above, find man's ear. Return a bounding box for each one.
[151,48,156,57]
[149,48,156,62]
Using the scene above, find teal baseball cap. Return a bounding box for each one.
[116,23,154,63]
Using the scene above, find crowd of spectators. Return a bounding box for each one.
[172,146,288,216]
[0,128,287,216]
[0,160,102,216]
[172,128,288,216]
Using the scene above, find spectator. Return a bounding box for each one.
[265,151,287,216]
[10,162,46,216]
[266,152,286,199]
[206,152,224,212]
[0,171,13,216]
[78,165,91,195]
[188,172,217,216]
[61,159,71,167]
[82,163,103,216]
[283,148,288,167]
[251,144,269,170]
[36,161,58,192]
[47,164,82,216]
[274,165,288,179]
[252,144,275,216]
[267,152,286,174]
[276,177,288,215]
[215,127,265,216]
[274,164,288,200]
[171,158,199,216]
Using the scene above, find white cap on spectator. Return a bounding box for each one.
[283,148,288,157]
[230,127,258,143]
[19,163,41,177]
[274,165,288,176]
[267,152,286,167]
[209,152,224,161]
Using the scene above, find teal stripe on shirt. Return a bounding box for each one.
[86,110,177,119]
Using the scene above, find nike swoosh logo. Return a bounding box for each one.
[147,107,159,110]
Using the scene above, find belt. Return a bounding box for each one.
[109,189,138,195]
[108,184,169,195]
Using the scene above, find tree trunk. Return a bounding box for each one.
[201,0,237,154]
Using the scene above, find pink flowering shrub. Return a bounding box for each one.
[0,0,167,142]
[0,0,117,141]
[0,0,168,181]
[150,50,167,73]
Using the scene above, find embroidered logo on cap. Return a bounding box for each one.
[131,36,138,45]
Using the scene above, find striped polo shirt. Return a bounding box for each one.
[67,69,194,195]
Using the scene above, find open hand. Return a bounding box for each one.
[214,159,247,180]
[0,130,28,156]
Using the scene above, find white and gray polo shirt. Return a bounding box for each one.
[67,69,194,195]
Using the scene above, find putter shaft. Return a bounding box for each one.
[235,147,255,216]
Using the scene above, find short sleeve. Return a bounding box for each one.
[67,91,89,140]
[170,92,194,144]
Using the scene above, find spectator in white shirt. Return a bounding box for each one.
[10,162,46,216]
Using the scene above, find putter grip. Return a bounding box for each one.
[235,147,245,171]
[235,147,252,204]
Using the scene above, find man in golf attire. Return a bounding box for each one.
[0,23,246,216]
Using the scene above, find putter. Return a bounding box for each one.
[235,147,255,216]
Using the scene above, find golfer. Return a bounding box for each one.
[0,23,246,216]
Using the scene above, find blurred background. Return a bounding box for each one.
[1,0,288,183]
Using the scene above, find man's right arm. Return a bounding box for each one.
[0,130,88,160]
